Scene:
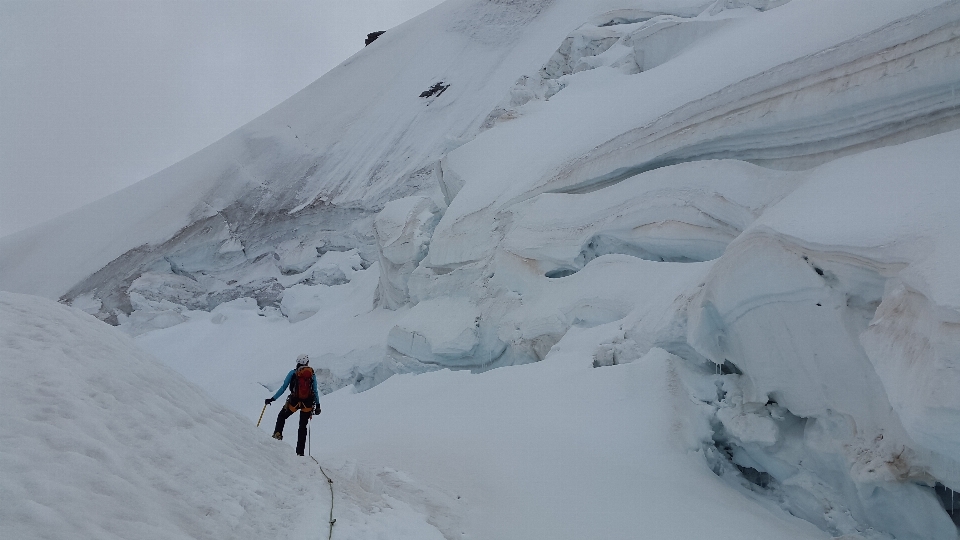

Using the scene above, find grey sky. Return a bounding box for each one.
[0,0,445,238]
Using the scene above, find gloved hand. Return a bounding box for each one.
[265,398,275,405]
[313,405,321,415]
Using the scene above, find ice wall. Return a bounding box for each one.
[680,131,960,538]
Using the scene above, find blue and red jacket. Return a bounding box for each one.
[271,368,320,403]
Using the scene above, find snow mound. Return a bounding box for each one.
[0,292,317,540]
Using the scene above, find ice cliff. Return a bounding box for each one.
[1,0,958,538]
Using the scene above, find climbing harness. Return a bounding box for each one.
[257,402,268,427]
[308,423,336,540]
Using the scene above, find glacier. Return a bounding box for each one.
[1,0,959,538]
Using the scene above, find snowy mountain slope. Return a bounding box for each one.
[0,0,705,302]
[430,0,960,267]
[2,0,960,538]
[0,292,465,540]
[3,0,953,330]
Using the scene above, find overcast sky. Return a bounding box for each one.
[0,0,445,238]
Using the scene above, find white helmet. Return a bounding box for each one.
[296,354,309,366]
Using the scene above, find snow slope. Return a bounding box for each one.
[0,292,470,540]
[0,292,319,539]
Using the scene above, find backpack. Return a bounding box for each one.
[289,366,314,400]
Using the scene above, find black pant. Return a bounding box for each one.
[274,397,314,455]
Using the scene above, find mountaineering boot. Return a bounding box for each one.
[274,404,294,438]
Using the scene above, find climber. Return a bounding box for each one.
[265,354,321,456]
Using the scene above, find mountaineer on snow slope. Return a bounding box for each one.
[265,354,321,456]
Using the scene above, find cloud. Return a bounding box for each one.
[0,0,445,237]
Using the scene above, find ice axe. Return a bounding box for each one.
[256,401,269,427]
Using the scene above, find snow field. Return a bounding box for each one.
[314,329,829,540]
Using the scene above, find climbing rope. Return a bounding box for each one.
[308,424,335,540]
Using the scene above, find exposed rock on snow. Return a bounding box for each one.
[365,30,386,46]
[419,81,451,99]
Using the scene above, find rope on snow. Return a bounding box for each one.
[308,424,335,540]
